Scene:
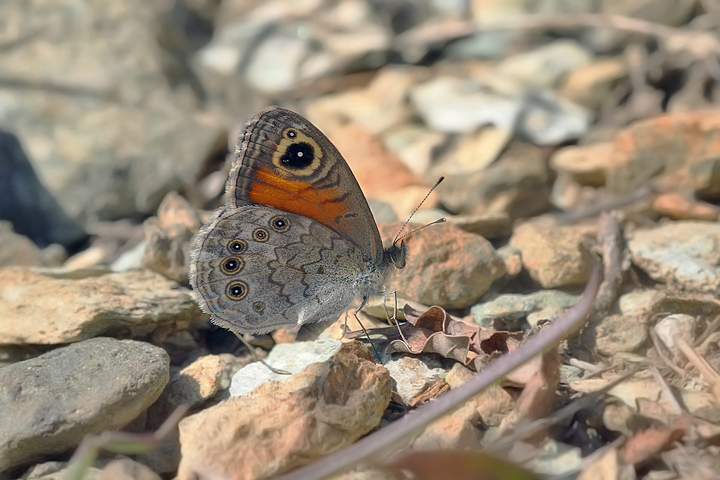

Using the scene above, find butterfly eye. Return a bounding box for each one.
[227,239,247,254]
[252,228,269,242]
[220,256,243,275]
[270,216,290,232]
[226,281,248,301]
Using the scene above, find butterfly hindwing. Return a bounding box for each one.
[190,205,366,334]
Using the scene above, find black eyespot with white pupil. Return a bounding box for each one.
[220,256,243,275]
[286,129,297,139]
[280,142,314,169]
[226,281,248,301]
[252,228,269,242]
[270,216,290,232]
[228,239,246,254]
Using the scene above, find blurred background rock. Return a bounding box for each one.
[2,0,716,268]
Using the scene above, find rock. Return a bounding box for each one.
[526,306,569,328]
[495,39,593,89]
[301,1,392,76]
[410,71,590,145]
[585,313,648,356]
[627,221,720,293]
[510,221,595,288]
[199,0,391,95]
[382,123,447,177]
[607,112,720,200]
[448,2,528,59]
[22,458,163,480]
[0,338,169,471]
[437,142,552,218]
[560,58,627,110]
[151,329,199,365]
[0,130,86,249]
[618,289,720,319]
[498,245,524,277]
[654,314,696,362]
[305,66,421,134]
[0,222,45,268]
[410,76,524,133]
[21,461,98,480]
[515,89,591,146]
[471,290,580,328]
[431,126,511,178]
[142,192,202,284]
[153,354,225,414]
[411,209,513,240]
[380,223,505,309]
[99,459,162,480]
[177,341,391,480]
[368,199,399,225]
[652,193,720,221]
[140,354,231,474]
[443,31,516,61]
[382,354,447,405]
[229,337,342,398]
[0,2,225,223]
[111,239,147,272]
[0,268,199,344]
[244,26,311,94]
[549,173,590,212]
[550,143,613,187]
[412,411,481,450]
[417,363,514,447]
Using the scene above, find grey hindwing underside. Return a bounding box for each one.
[189,205,368,334]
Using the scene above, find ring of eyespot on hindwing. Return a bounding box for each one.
[271,128,323,176]
[226,280,248,301]
[220,256,243,275]
[227,239,247,254]
[253,301,265,313]
[252,228,269,242]
[270,215,290,232]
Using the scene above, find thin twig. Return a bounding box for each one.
[650,328,687,378]
[676,338,720,385]
[590,211,624,320]
[649,365,684,416]
[694,313,720,347]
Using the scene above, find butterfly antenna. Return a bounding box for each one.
[395,217,447,244]
[392,176,445,246]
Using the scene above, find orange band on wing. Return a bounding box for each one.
[249,167,348,230]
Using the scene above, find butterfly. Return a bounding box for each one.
[189,106,407,335]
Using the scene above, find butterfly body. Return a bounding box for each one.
[189,107,405,334]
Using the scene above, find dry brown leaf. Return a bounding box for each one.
[350,305,525,372]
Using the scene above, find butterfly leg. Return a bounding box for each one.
[379,289,410,345]
[354,295,382,362]
[339,310,350,340]
[230,331,291,375]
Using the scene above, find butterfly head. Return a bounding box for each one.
[386,240,407,270]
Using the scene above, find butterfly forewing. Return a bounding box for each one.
[227,106,384,264]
